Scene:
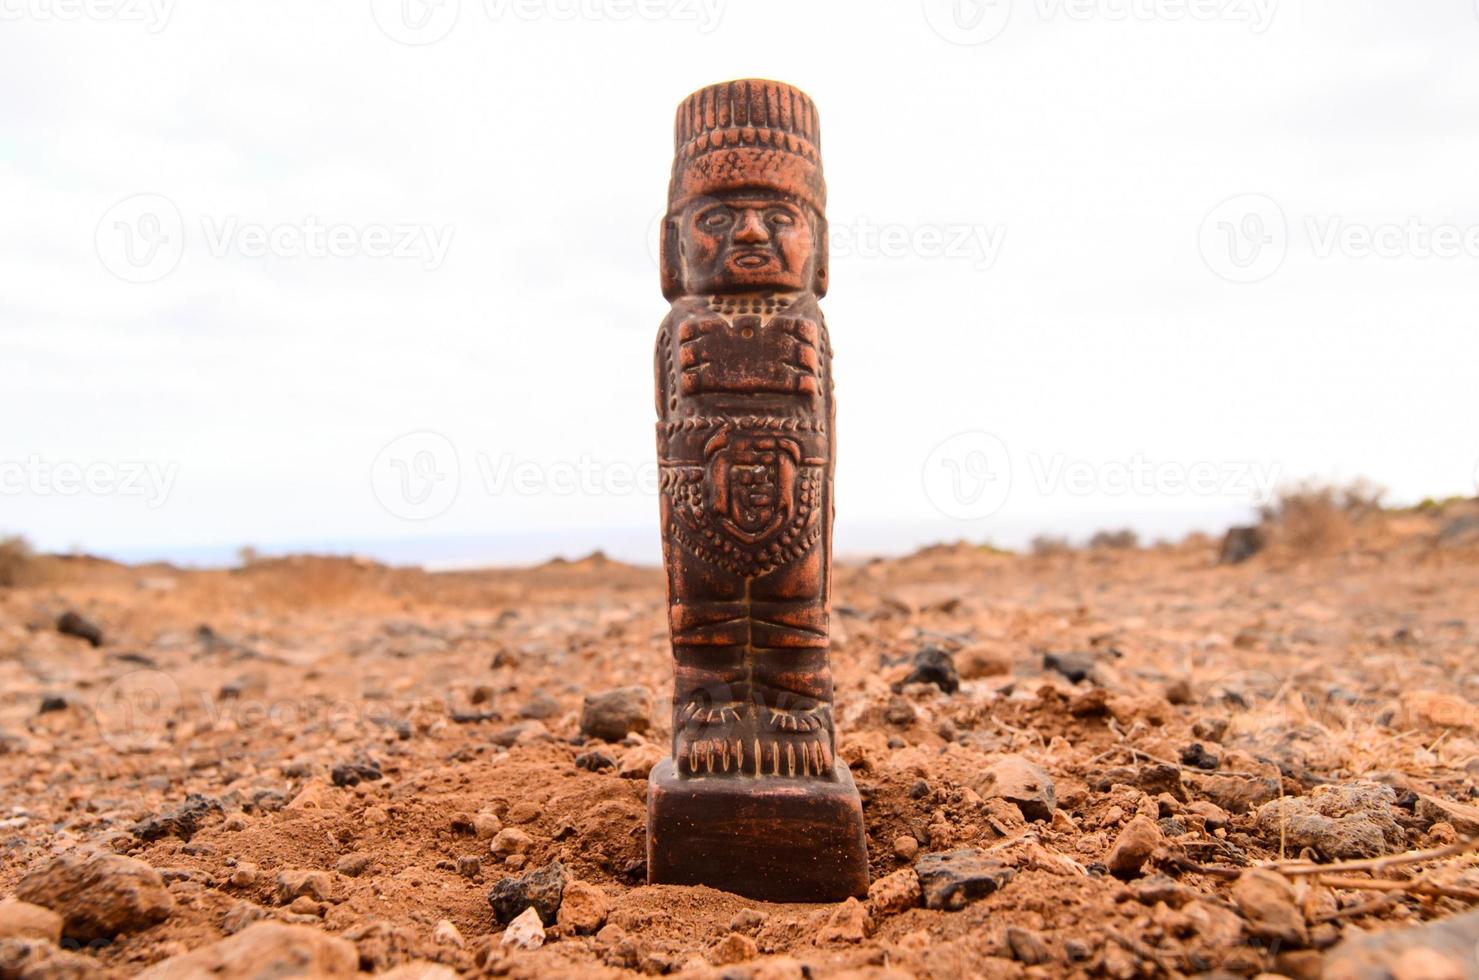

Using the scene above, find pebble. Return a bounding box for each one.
[976,756,1057,822]
[900,645,959,694]
[710,932,759,964]
[816,897,870,944]
[555,879,607,935]
[507,801,540,824]
[956,643,1012,679]
[1231,869,1309,949]
[490,828,532,857]
[500,907,545,950]
[579,686,652,742]
[0,938,105,978]
[1005,926,1051,965]
[1105,816,1161,877]
[866,868,922,917]
[335,853,372,877]
[132,794,224,842]
[892,835,919,860]
[488,860,566,926]
[274,869,333,905]
[728,908,767,933]
[473,811,502,839]
[56,610,103,647]
[135,922,358,979]
[913,849,1016,910]
[457,856,481,879]
[1415,795,1479,837]
[228,863,258,888]
[14,850,175,941]
[0,898,63,943]
[575,749,617,772]
[433,919,465,948]
[1254,781,1406,860]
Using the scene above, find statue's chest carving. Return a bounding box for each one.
[677,302,823,399]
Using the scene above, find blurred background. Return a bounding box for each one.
[4,0,1476,568]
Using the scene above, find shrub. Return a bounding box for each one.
[1088,528,1139,550]
[1030,535,1072,557]
[0,535,35,587]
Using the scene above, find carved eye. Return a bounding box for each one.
[767,210,796,227]
[699,209,733,230]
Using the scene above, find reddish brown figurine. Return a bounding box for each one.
[647,79,869,902]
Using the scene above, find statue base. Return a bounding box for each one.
[646,758,869,902]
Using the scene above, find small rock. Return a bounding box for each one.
[1326,910,1479,980]
[617,743,664,779]
[900,646,959,694]
[1005,926,1051,965]
[1254,782,1406,860]
[1105,816,1161,878]
[1179,743,1220,770]
[0,898,63,943]
[914,849,1016,911]
[555,880,607,936]
[1415,795,1479,838]
[519,690,562,720]
[275,869,333,905]
[220,901,264,935]
[956,643,1012,679]
[579,686,651,742]
[710,932,759,964]
[817,897,870,944]
[433,919,465,948]
[490,828,532,857]
[14,850,174,941]
[287,895,321,916]
[892,835,919,861]
[488,860,567,926]
[728,908,767,933]
[574,750,617,772]
[132,793,223,842]
[883,696,917,726]
[975,756,1056,822]
[228,863,258,888]
[0,938,107,979]
[1232,868,1308,948]
[1043,651,1097,684]
[473,812,502,839]
[56,610,103,647]
[135,922,358,979]
[457,856,481,879]
[500,907,545,950]
[1219,526,1265,564]
[335,853,372,877]
[330,757,382,787]
[866,868,922,917]
[1186,801,1230,831]
[507,801,540,824]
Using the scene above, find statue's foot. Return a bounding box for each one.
[675,699,834,778]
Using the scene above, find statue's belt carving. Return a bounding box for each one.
[661,429,824,577]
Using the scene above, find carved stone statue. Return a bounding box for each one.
[646,79,869,902]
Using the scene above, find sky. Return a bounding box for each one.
[2,0,1477,567]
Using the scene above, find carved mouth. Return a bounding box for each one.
[729,250,775,269]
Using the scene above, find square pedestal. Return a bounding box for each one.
[647,757,869,902]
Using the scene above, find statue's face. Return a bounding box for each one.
[677,193,817,294]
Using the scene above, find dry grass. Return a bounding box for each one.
[1261,479,1386,556]
[1030,534,1072,557]
[1088,528,1140,550]
[0,535,35,587]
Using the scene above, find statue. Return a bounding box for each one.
[646,79,869,902]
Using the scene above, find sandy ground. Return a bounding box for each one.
[1,501,1477,978]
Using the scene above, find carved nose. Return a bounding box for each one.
[733,210,769,243]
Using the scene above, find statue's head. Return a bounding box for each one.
[662,79,828,300]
